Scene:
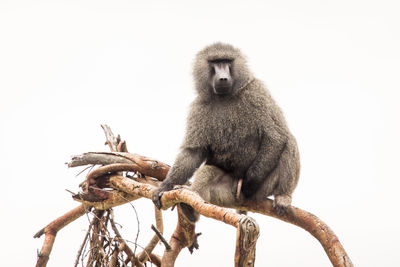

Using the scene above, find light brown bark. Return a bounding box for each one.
[34,205,88,267]
[35,125,353,267]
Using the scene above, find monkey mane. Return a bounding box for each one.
[192,43,253,99]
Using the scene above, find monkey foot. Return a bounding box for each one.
[273,195,292,216]
[188,232,202,254]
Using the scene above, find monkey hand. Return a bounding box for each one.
[152,187,165,210]
[152,184,189,209]
[242,168,263,198]
[241,179,258,198]
[152,183,174,209]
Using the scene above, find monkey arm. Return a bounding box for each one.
[152,147,207,209]
[242,130,287,198]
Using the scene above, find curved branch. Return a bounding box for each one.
[235,200,353,267]
[161,205,196,267]
[34,205,89,267]
[108,175,353,267]
[68,152,169,181]
[36,124,353,267]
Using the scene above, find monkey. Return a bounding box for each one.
[152,42,300,221]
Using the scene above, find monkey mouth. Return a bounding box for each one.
[213,86,232,95]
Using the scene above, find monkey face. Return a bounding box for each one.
[193,43,253,99]
[209,60,234,95]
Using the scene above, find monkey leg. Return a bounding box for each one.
[180,165,240,222]
[256,138,299,216]
[179,204,200,222]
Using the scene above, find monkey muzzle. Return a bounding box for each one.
[213,78,233,95]
[213,85,232,95]
[211,60,233,95]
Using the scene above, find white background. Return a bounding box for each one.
[1,0,399,266]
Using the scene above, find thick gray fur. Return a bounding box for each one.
[152,43,300,219]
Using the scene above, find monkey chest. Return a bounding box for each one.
[206,120,260,171]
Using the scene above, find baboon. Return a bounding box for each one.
[152,43,300,220]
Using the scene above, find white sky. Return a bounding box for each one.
[1,0,399,266]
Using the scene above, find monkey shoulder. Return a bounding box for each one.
[241,79,274,109]
[181,99,213,149]
[241,80,292,140]
[241,81,278,121]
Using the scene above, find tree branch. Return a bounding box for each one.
[68,152,169,181]
[108,174,353,267]
[34,204,89,267]
[35,125,353,267]
[137,207,164,263]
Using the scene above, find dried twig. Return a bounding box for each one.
[74,214,98,267]
[151,224,171,250]
[87,210,107,266]
[137,207,164,263]
[101,124,119,152]
[109,209,139,265]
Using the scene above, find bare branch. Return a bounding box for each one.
[68,152,133,167]
[110,175,244,227]
[109,174,353,267]
[151,224,171,250]
[234,216,259,267]
[34,205,89,267]
[74,215,98,267]
[161,204,198,267]
[109,210,139,265]
[68,152,169,181]
[138,206,164,264]
[101,124,119,152]
[35,125,353,267]
[73,188,140,210]
[234,199,354,267]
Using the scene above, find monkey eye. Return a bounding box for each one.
[209,66,216,75]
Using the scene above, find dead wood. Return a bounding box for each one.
[234,200,354,267]
[109,209,139,265]
[34,204,89,267]
[68,152,169,181]
[109,174,353,267]
[235,217,259,267]
[35,125,353,267]
[161,204,197,267]
[35,125,165,267]
[137,207,164,263]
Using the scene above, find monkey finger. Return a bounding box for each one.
[274,205,288,216]
[273,198,290,216]
[153,198,162,210]
[152,191,164,210]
